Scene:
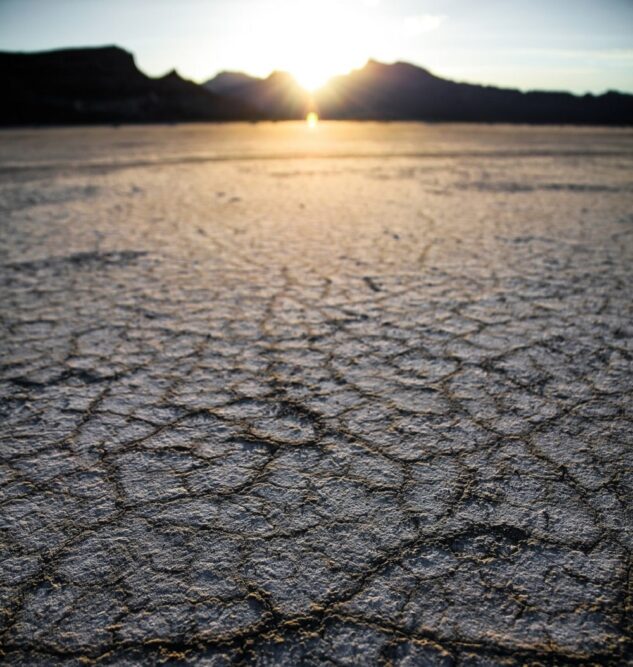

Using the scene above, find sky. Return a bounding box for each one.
[1,0,632,93]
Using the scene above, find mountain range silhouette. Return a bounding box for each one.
[0,46,257,124]
[2,46,632,125]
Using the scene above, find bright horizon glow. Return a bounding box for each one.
[306,111,318,128]
[293,64,338,93]
[228,2,370,92]
[1,0,633,95]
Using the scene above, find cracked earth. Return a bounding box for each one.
[0,123,632,665]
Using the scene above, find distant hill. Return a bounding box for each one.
[315,59,633,124]
[2,46,632,126]
[204,71,261,95]
[205,70,309,119]
[0,46,259,125]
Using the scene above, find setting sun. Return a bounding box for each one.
[306,111,319,128]
[229,1,371,92]
[293,66,334,93]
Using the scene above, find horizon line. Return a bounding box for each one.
[2,43,632,97]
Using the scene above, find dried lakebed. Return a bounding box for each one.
[0,123,632,665]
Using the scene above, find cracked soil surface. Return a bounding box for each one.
[0,122,632,665]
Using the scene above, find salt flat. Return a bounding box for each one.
[1,122,632,665]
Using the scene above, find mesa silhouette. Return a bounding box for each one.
[2,45,632,125]
[0,46,259,124]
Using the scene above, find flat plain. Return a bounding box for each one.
[1,122,632,665]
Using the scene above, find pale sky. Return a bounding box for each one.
[1,0,632,93]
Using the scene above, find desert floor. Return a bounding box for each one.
[1,122,632,665]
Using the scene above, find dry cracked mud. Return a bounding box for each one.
[0,123,632,665]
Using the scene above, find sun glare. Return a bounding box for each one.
[293,65,336,92]
[289,48,365,92]
[238,1,371,92]
[306,111,319,128]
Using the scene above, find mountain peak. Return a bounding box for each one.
[160,68,183,81]
[266,70,297,83]
[361,58,434,79]
[204,71,261,94]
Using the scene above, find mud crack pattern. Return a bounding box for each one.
[0,124,632,665]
